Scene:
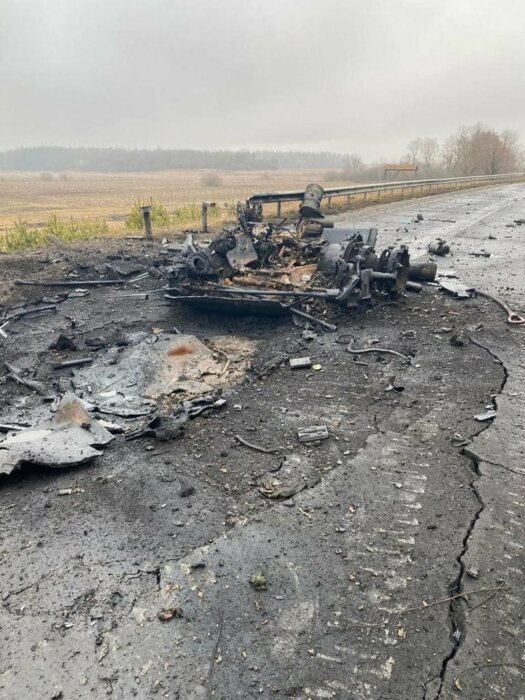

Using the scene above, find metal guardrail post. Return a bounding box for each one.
[140,205,153,241]
[201,201,216,233]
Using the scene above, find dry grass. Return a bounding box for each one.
[0,169,506,252]
[0,169,343,230]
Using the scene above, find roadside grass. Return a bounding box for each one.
[0,215,111,252]
[0,178,513,253]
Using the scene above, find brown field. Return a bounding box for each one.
[0,168,346,230]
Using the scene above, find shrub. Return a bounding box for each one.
[200,172,223,187]
[125,200,171,229]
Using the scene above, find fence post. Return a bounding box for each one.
[140,205,153,241]
[201,201,216,233]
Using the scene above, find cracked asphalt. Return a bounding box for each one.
[0,183,524,699]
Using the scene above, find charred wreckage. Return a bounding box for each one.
[164,184,435,322]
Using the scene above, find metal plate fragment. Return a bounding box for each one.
[0,393,112,476]
[297,425,329,443]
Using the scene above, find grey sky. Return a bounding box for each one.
[1,0,523,160]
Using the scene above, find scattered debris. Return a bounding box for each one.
[290,307,337,331]
[474,290,525,325]
[0,392,113,476]
[49,334,77,351]
[408,261,437,282]
[514,218,525,225]
[5,361,51,398]
[249,573,267,590]
[297,425,329,443]
[14,278,126,287]
[157,608,183,622]
[289,356,312,370]
[6,304,58,321]
[449,333,466,347]
[428,238,450,256]
[235,434,279,454]
[258,454,310,499]
[439,279,474,299]
[347,342,411,362]
[474,410,497,422]
[53,357,93,370]
[468,251,491,258]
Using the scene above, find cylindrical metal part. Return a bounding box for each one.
[406,281,423,293]
[201,202,208,233]
[408,261,437,282]
[299,184,324,219]
[140,205,153,240]
[428,239,450,256]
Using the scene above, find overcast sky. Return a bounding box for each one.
[1,0,523,160]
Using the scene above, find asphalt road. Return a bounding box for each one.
[0,183,524,699]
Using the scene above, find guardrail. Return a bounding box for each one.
[248,172,525,216]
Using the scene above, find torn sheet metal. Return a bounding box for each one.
[0,393,113,476]
[439,279,475,299]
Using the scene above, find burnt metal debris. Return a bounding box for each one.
[164,184,432,321]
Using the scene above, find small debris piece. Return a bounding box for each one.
[289,356,312,370]
[6,304,58,321]
[235,434,279,454]
[449,333,465,347]
[5,361,51,397]
[106,261,144,277]
[14,279,125,287]
[297,425,329,443]
[0,392,112,476]
[514,219,525,225]
[157,608,182,622]
[49,334,77,351]
[474,410,497,422]
[416,213,424,221]
[439,280,474,299]
[347,344,411,362]
[290,307,337,332]
[428,238,450,256]
[249,574,267,590]
[53,357,93,369]
[178,484,195,498]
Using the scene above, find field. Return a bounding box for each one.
[0,168,499,252]
[0,168,346,230]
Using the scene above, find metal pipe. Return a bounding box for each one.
[299,184,324,218]
[408,262,437,282]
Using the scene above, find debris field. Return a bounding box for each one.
[0,185,522,699]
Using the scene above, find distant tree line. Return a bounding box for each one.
[338,124,523,182]
[0,146,348,172]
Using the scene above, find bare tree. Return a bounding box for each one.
[420,137,439,169]
[441,135,457,172]
[343,153,364,174]
[406,138,423,165]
